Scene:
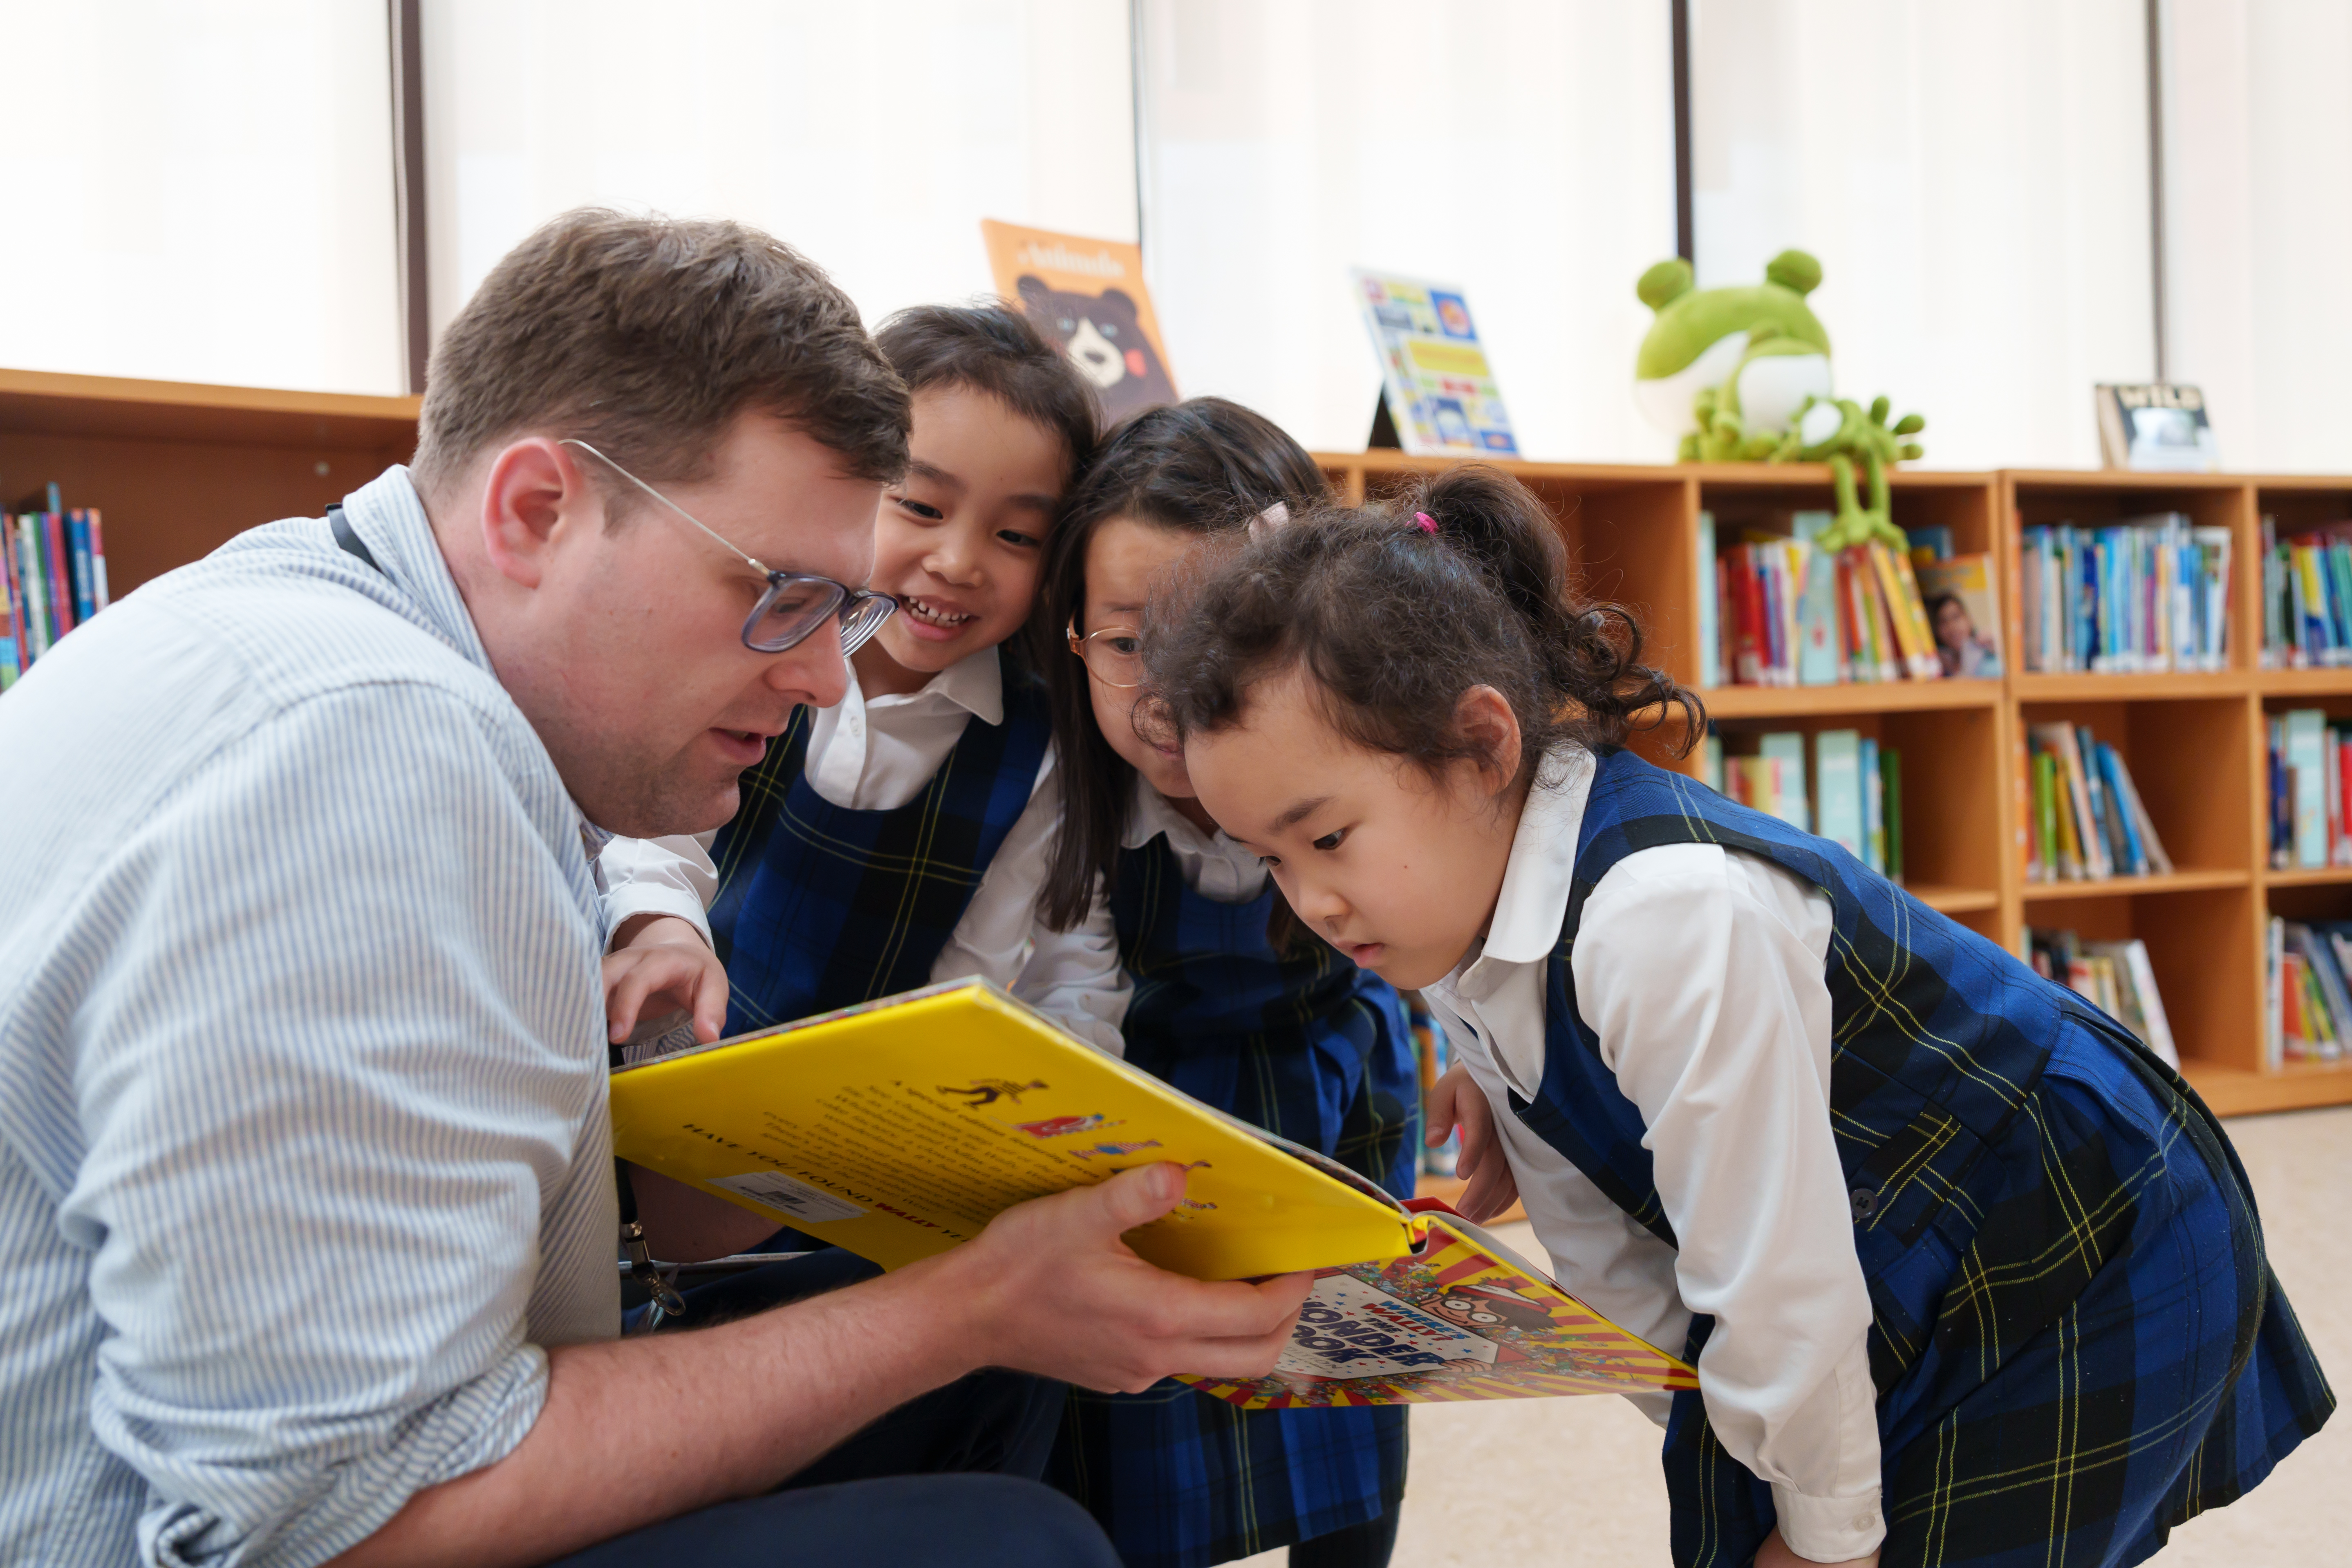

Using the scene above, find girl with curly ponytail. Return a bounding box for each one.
[1145,465,2328,1568]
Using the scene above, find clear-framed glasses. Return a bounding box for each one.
[560,438,898,656]
[1068,619,1145,689]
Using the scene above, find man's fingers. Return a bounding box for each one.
[602,959,656,1041]
[1088,1162,1189,1234]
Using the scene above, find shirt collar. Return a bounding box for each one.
[855,644,1004,726]
[1122,773,1237,854]
[1457,744,1596,991]
[337,466,501,681]
[340,467,609,847]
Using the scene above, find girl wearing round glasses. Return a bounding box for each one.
[1030,399,1431,1568]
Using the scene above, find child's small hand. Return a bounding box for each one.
[602,914,729,1046]
[1425,1059,1521,1223]
[1754,1526,1878,1568]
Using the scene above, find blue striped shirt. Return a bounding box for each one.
[0,468,620,1567]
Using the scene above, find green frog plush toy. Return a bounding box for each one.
[1634,249,1924,551]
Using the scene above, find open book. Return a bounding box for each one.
[609,979,1694,1405]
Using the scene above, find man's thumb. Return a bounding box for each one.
[1093,1162,1188,1233]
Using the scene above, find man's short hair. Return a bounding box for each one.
[412,208,910,498]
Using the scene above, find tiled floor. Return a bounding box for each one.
[1241,1104,2350,1568]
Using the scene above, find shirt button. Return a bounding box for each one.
[1849,1185,1879,1221]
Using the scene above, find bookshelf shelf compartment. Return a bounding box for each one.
[2022,870,2251,900]
[1698,680,2000,718]
[2262,867,2352,888]
[2012,672,2249,701]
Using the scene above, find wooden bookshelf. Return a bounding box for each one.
[0,368,419,598]
[1310,450,2352,1118]
[2,369,2339,1118]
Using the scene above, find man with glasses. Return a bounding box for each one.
[0,210,1309,1568]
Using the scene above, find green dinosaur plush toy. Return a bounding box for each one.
[1633,249,1926,550]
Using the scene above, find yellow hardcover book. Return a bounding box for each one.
[1871,541,1946,681]
[612,979,1412,1279]
[611,979,1698,1405]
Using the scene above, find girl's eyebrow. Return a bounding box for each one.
[902,458,962,493]
[1269,795,1332,833]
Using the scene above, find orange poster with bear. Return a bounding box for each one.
[981,220,1178,423]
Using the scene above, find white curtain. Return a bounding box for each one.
[2159,0,2352,473]
[1690,0,2157,470]
[1135,0,1679,461]
[422,0,1137,343]
[0,0,401,395]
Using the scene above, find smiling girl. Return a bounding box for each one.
[599,303,1125,1056]
[1030,399,1424,1568]
[1139,465,2332,1568]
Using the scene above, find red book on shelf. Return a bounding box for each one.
[85,507,109,612]
[1729,545,1765,685]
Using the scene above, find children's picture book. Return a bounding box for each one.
[1351,269,1519,458]
[981,220,1178,423]
[1913,553,2004,678]
[2095,383,2219,472]
[610,979,1694,1404]
[1183,1200,1697,1409]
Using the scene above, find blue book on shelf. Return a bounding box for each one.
[1815,730,1864,859]
[2285,708,2330,868]
[2095,743,2148,876]
[1859,737,1884,873]
[1905,525,1953,563]
[67,510,94,624]
[1794,545,1841,686]
[1759,731,1810,832]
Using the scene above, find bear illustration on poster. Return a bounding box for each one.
[1017,276,1178,415]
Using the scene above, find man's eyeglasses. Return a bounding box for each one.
[1068,619,1144,689]
[562,439,897,656]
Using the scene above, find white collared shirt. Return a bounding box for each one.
[1420,746,1885,1564]
[598,647,1129,1053]
[1120,775,1269,903]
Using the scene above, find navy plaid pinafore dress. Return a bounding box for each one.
[1524,749,2332,1568]
[704,680,1053,1032]
[1046,832,1420,1568]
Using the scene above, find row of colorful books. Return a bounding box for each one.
[2265,917,2352,1065]
[1407,992,1458,1177]
[2017,513,2231,674]
[2266,708,2352,870]
[1697,511,2004,688]
[1702,728,1903,880]
[2258,515,2352,668]
[2023,723,2173,883]
[2025,928,2179,1068]
[1,484,109,689]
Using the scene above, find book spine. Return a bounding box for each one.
[0,533,19,688]
[86,508,109,613]
[1882,746,1903,883]
[1697,511,1719,688]
[67,509,94,623]
[42,511,73,638]
[2099,744,2148,876]
[16,517,51,660]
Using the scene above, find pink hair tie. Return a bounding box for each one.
[1413,511,1438,534]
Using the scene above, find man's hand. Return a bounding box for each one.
[1754,1526,1879,1568]
[603,913,728,1046]
[1426,1059,1520,1222]
[931,1163,1314,1393]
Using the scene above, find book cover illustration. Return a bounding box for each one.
[1914,553,2005,677]
[1183,1207,1696,1409]
[981,220,1177,423]
[1351,269,1519,458]
[2095,383,2219,472]
[610,980,1419,1279]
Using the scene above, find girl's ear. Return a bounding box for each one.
[1453,685,1523,793]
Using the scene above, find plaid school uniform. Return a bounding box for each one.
[1519,748,2333,1568]
[705,678,1053,1031]
[1046,833,1420,1568]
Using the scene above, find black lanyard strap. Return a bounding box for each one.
[327,503,382,573]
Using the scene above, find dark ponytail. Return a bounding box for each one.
[1033,398,1330,931]
[1140,463,1703,788]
